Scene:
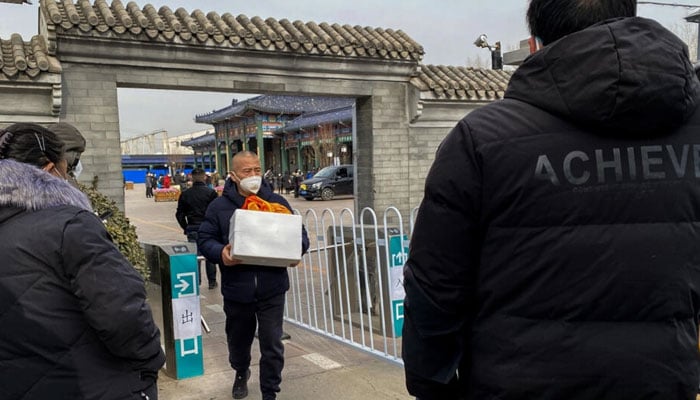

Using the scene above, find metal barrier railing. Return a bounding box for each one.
[284,206,417,365]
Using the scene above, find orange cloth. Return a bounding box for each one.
[241,195,291,214]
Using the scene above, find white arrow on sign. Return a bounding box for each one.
[174,279,190,294]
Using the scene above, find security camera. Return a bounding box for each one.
[474,34,489,48]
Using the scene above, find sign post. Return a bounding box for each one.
[150,242,204,380]
[168,250,204,379]
[388,235,408,337]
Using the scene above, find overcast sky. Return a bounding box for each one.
[0,1,698,138]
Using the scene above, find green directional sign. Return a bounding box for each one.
[169,253,204,379]
[388,235,408,337]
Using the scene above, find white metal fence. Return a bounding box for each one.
[284,206,419,365]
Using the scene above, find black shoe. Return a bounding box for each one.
[208,281,218,290]
[232,369,250,399]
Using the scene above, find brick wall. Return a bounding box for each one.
[60,64,124,207]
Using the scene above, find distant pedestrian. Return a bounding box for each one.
[278,173,285,193]
[292,169,301,198]
[151,174,158,192]
[178,171,186,187]
[145,172,153,198]
[176,168,219,289]
[282,171,291,194]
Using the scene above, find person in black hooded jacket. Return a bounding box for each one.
[0,123,165,400]
[198,151,309,400]
[176,167,219,289]
[403,1,700,399]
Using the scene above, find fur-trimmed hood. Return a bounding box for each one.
[0,159,92,219]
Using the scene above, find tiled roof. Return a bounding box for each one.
[411,64,512,101]
[278,106,353,132]
[41,0,424,61]
[196,95,354,123]
[180,132,215,148]
[0,33,61,78]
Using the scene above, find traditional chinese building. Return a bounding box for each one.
[192,95,354,174]
[276,105,353,171]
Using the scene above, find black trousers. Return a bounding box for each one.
[224,293,285,397]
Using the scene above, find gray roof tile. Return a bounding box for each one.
[278,106,353,132]
[195,95,354,124]
[412,64,512,100]
[41,0,425,61]
[1,2,511,96]
[0,33,61,78]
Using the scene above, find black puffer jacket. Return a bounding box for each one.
[176,181,218,233]
[0,159,165,400]
[403,17,700,400]
[197,178,309,303]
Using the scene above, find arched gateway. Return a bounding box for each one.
[0,0,510,215]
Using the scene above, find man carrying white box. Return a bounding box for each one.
[198,151,309,400]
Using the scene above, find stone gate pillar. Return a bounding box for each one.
[355,83,412,221]
[60,64,124,207]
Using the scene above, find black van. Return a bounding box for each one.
[299,164,354,201]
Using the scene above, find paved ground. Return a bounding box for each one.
[124,184,412,400]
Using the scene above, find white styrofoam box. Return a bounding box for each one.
[228,208,302,267]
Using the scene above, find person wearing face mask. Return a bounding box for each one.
[41,122,87,190]
[0,123,165,400]
[197,151,309,400]
[48,122,86,181]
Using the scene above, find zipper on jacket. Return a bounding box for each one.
[254,272,258,300]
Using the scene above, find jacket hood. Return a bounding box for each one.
[506,17,700,136]
[0,159,93,221]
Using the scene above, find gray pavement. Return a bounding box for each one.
[124,184,412,400]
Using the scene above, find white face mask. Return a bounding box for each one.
[238,175,262,194]
[72,160,83,179]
